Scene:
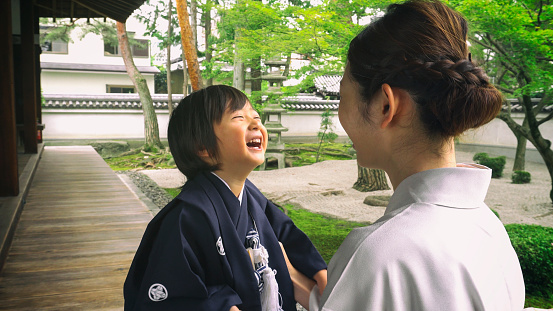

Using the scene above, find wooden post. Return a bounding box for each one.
[20,0,38,154]
[35,14,43,143]
[0,0,19,196]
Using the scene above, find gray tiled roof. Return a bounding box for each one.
[42,93,550,113]
[281,94,339,110]
[43,94,183,109]
[505,98,552,112]
[314,75,341,96]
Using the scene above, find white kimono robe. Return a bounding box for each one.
[311,164,525,311]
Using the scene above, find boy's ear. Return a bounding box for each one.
[198,149,209,158]
[198,149,216,166]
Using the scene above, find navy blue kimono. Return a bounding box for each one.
[124,171,327,310]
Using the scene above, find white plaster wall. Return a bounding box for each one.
[42,109,551,151]
[42,109,345,140]
[281,111,347,137]
[43,110,170,139]
[459,113,553,150]
[40,17,151,67]
[41,70,155,94]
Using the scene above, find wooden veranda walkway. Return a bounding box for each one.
[0,146,152,310]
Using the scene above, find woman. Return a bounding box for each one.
[304,0,525,310]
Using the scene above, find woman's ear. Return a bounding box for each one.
[379,84,397,129]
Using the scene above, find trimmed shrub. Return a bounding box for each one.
[512,170,532,184]
[472,152,506,178]
[505,224,553,299]
[473,152,489,163]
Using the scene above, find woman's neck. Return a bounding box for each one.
[385,140,457,189]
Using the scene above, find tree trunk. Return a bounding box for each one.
[166,0,174,115]
[116,22,163,149]
[511,104,530,171]
[353,166,390,192]
[190,0,198,50]
[204,0,213,86]
[182,52,189,95]
[513,134,526,171]
[233,51,245,91]
[283,53,291,77]
[176,0,203,91]
[250,58,262,102]
[232,7,245,91]
[520,94,553,203]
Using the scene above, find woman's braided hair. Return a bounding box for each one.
[347,0,503,138]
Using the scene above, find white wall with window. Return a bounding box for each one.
[40,70,154,94]
[40,17,151,66]
[40,17,157,95]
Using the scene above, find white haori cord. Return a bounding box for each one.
[247,245,283,311]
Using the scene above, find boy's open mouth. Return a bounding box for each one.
[246,138,262,149]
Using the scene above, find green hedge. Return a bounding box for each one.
[512,170,532,184]
[473,153,506,178]
[505,224,553,299]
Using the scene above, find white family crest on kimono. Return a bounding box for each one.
[216,236,226,255]
[148,283,168,302]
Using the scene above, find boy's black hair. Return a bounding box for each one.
[168,85,249,180]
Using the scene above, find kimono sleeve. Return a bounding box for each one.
[264,200,327,279]
[124,202,242,310]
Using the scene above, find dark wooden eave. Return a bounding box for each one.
[35,0,145,23]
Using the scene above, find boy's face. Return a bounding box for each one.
[212,101,268,174]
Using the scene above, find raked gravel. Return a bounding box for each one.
[133,150,552,228]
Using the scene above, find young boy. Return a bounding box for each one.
[124,85,327,311]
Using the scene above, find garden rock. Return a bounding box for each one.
[363,195,391,207]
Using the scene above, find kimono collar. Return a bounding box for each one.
[386,163,491,215]
[210,172,245,205]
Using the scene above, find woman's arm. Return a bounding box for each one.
[280,242,325,310]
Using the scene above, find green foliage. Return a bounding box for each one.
[317,109,339,143]
[165,188,181,198]
[472,153,506,178]
[505,224,553,300]
[525,295,553,309]
[315,109,339,162]
[38,18,76,45]
[155,66,168,94]
[473,152,488,163]
[512,170,532,184]
[446,0,553,99]
[283,204,368,263]
[134,0,181,49]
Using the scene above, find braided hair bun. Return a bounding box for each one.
[347,0,503,138]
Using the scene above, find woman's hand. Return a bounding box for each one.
[313,269,328,295]
[229,306,241,311]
